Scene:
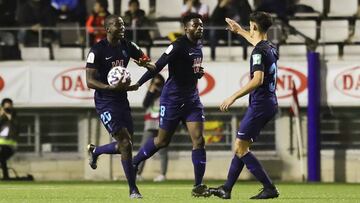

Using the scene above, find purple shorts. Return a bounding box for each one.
[237,105,277,141]
[159,100,205,132]
[95,98,134,135]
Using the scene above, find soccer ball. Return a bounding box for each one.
[107,66,131,86]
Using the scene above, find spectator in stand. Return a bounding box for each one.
[0,0,20,60]
[51,0,87,24]
[86,0,110,45]
[17,0,56,47]
[181,0,209,23]
[209,0,252,60]
[123,0,152,46]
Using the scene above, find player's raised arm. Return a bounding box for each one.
[132,42,179,89]
[225,18,257,46]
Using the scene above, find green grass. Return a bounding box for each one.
[0,180,359,203]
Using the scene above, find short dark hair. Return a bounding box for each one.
[182,13,202,26]
[96,0,108,10]
[249,11,273,33]
[104,14,120,29]
[1,98,13,107]
[128,0,139,6]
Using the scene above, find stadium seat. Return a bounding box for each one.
[352,20,360,42]
[57,22,82,47]
[121,0,150,15]
[155,21,182,38]
[298,0,323,14]
[319,20,349,43]
[20,47,50,61]
[328,0,358,17]
[155,0,182,18]
[287,20,317,43]
[212,47,244,61]
[53,47,83,60]
[343,45,360,60]
[279,45,307,59]
[315,45,340,60]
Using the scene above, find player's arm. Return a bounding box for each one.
[128,41,155,71]
[220,71,264,112]
[225,18,257,46]
[85,50,129,91]
[129,43,178,90]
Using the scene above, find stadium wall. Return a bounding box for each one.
[2,60,360,182]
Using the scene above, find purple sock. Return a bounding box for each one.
[133,137,159,166]
[121,159,137,193]
[93,142,119,157]
[241,152,274,188]
[192,148,206,186]
[223,155,245,191]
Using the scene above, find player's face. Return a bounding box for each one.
[185,18,203,40]
[107,17,125,39]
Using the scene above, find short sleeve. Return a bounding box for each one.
[251,48,264,72]
[155,42,180,69]
[86,47,100,69]
[128,41,145,60]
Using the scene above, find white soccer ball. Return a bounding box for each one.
[107,66,131,86]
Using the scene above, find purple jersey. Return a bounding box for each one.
[138,35,203,104]
[249,40,278,106]
[86,39,144,102]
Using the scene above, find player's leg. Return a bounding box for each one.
[187,121,207,186]
[136,130,154,180]
[237,139,279,199]
[112,127,141,198]
[187,121,210,197]
[209,138,246,199]
[133,127,175,169]
[87,142,119,169]
[133,103,179,170]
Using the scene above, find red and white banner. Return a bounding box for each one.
[0,61,359,107]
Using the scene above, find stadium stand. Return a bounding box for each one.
[0,0,358,61]
[328,0,358,17]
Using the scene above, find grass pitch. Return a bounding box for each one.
[0,180,359,203]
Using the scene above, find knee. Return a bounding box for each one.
[193,135,205,149]
[155,136,170,148]
[234,144,249,157]
[117,138,132,151]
